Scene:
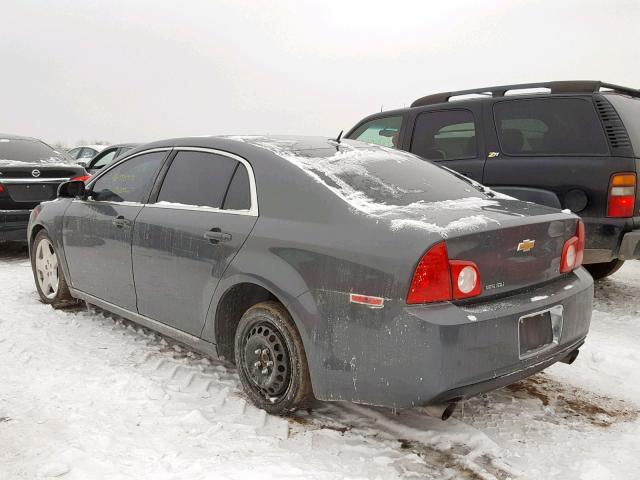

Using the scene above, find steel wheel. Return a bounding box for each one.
[242,321,292,399]
[235,301,312,414]
[35,238,59,299]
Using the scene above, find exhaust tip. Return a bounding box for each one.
[424,401,458,421]
[560,348,580,365]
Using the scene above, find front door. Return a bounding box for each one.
[62,150,169,310]
[408,107,486,183]
[132,149,257,336]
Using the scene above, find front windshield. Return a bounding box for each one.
[0,138,72,165]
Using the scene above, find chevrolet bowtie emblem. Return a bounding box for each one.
[517,239,536,252]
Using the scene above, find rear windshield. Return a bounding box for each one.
[284,144,484,208]
[605,94,640,155]
[493,98,609,156]
[0,138,71,164]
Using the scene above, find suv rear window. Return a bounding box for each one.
[349,116,402,148]
[493,98,609,156]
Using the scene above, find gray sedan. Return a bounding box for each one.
[27,136,593,416]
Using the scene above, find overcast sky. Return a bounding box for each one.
[1,0,638,145]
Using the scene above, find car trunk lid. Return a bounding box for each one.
[0,163,86,209]
[444,212,579,300]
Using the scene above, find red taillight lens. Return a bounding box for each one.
[407,242,482,304]
[576,219,585,267]
[607,173,636,218]
[561,220,585,273]
[71,175,91,183]
[0,183,4,193]
[450,260,482,299]
[407,242,452,304]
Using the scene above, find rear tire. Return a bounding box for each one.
[585,259,625,280]
[31,230,77,308]
[234,301,312,415]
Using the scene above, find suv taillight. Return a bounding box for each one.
[560,220,585,273]
[607,173,636,218]
[407,242,482,304]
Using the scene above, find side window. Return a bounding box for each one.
[79,147,97,159]
[349,116,403,148]
[156,151,238,209]
[411,110,477,161]
[91,151,166,203]
[493,98,609,156]
[223,163,251,211]
[68,148,81,159]
[91,150,116,170]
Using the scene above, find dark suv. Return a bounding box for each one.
[346,81,640,279]
[0,134,87,242]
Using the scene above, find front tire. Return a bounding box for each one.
[585,259,625,280]
[31,230,76,308]
[234,301,312,415]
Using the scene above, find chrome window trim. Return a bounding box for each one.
[145,202,254,216]
[72,199,144,208]
[86,147,173,187]
[161,147,258,216]
[0,178,73,184]
[82,146,259,217]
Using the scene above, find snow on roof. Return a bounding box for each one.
[229,136,502,237]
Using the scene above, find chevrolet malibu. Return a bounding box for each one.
[28,136,593,417]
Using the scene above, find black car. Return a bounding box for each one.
[346,81,640,279]
[0,134,88,242]
[86,143,139,175]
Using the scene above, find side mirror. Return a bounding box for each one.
[58,180,86,198]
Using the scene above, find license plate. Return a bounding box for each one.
[519,311,554,357]
[7,184,57,202]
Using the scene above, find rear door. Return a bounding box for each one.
[131,148,258,336]
[407,106,486,182]
[63,149,169,310]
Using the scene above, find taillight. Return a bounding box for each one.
[407,242,482,304]
[576,219,585,267]
[0,183,4,193]
[71,175,91,183]
[561,220,585,273]
[607,173,636,218]
[407,242,452,304]
[450,261,482,299]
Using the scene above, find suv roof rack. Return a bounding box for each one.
[410,81,640,108]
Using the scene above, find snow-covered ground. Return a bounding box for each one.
[1,244,638,480]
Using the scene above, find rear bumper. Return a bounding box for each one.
[582,216,640,263]
[301,268,593,408]
[0,209,31,242]
[619,230,640,260]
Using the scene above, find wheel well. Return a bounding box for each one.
[215,283,278,363]
[30,225,45,249]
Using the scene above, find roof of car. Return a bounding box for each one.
[410,80,640,108]
[0,133,42,142]
[129,135,371,159]
[103,142,140,149]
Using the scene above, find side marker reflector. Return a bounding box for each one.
[349,293,384,308]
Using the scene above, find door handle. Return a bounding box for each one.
[204,228,232,243]
[112,215,127,228]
